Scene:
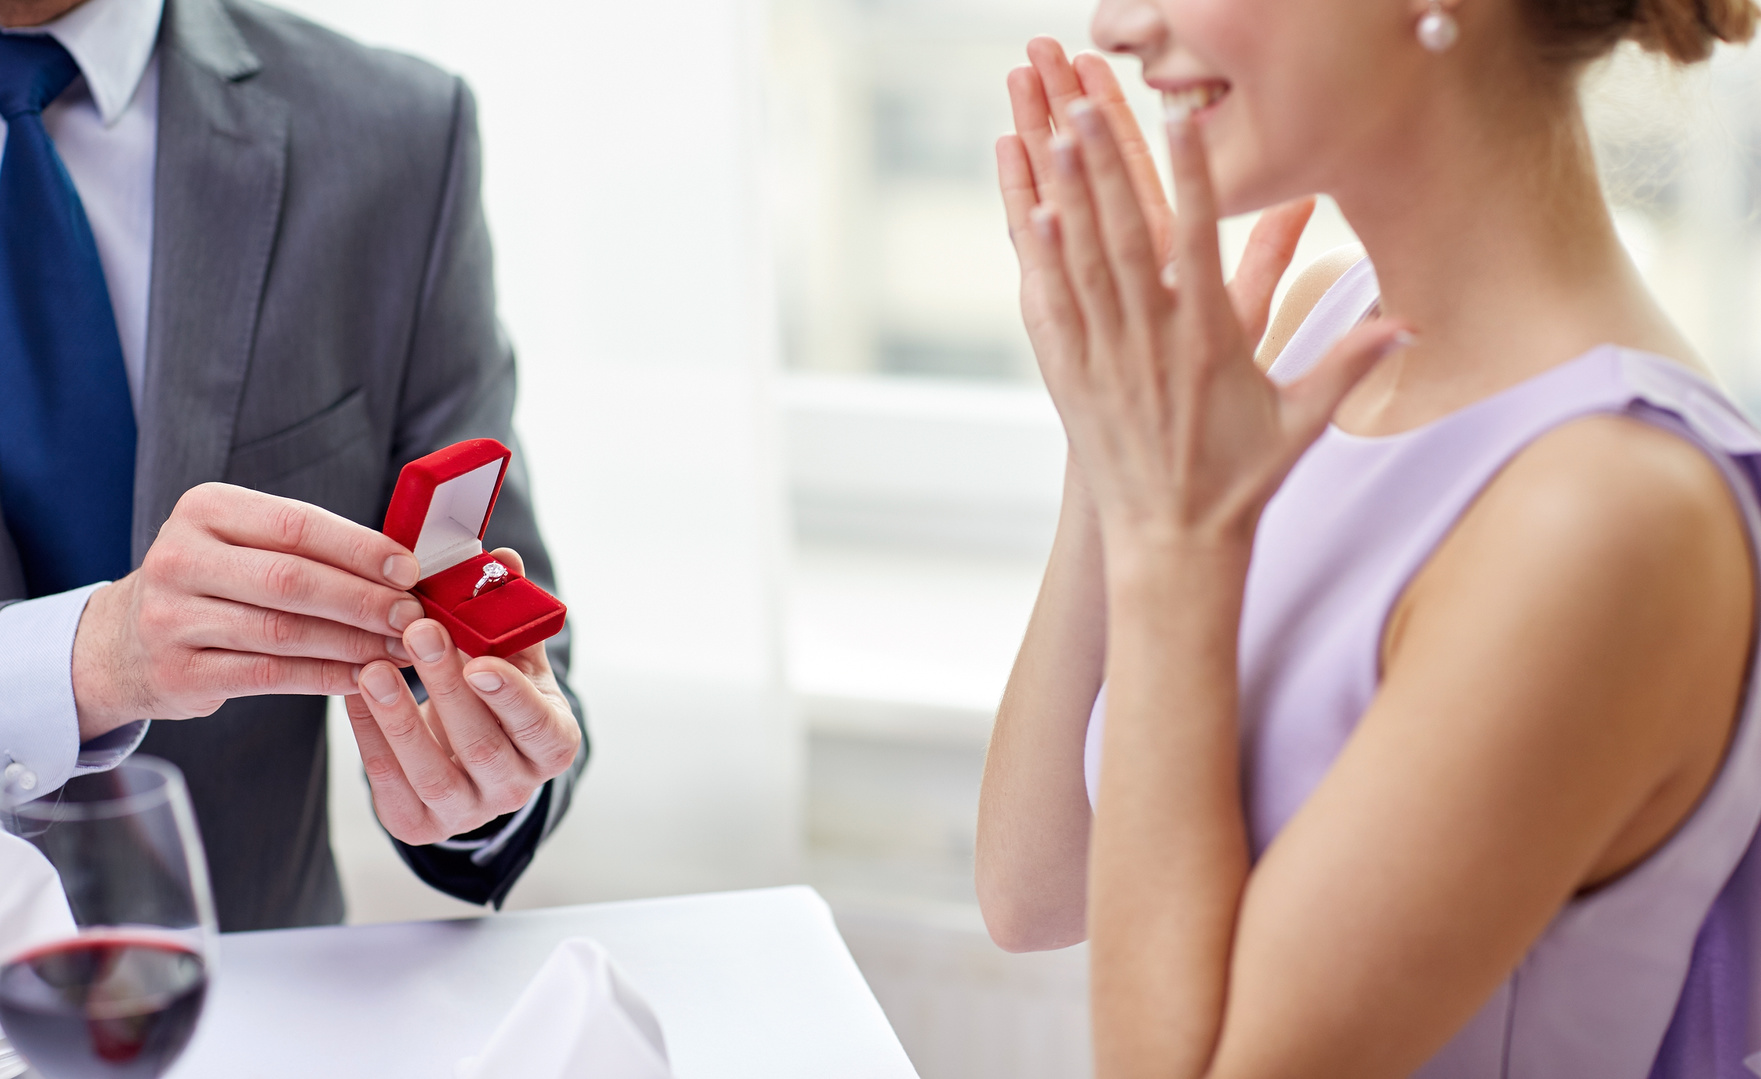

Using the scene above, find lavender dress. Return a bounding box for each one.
[1083,257,1761,1077]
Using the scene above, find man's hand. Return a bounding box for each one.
[343,549,581,846]
[71,483,424,739]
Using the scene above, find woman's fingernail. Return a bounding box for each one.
[1377,330,1418,358]
[1160,260,1179,289]
[1051,134,1077,172]
[1031,204,1057,239]
[1067,97,1099,133]
[388,600,423,633]
[383,554,420,590]
[360,663,403,705]
[408,623,446,664]
[385,637,411,662]
[467,671,504,694]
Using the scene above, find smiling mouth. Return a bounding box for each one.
[1161,82,1230,119]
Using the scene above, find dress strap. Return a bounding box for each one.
[1266,255,1379,385]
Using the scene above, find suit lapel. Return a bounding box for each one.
[133,0,287,564]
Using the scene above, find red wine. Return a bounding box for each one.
[0,936,206,1079]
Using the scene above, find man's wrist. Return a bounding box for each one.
[72,579,143,740]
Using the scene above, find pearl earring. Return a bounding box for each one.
[1417,0,1459,51]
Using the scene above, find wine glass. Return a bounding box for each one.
[0,757,217,1079]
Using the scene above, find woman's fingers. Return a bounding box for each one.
[1280,321,1412,443]
[1007,64,1057,189]
[1067,99,1162,319]
[1165,107,1229,317]
[1228,198,1316,347]
[1028,36,1086,127]
[1000,134,1041,245]
[1072,52,1174,260]
[1048,132,1125,340]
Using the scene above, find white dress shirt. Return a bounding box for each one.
[0,0,161,801]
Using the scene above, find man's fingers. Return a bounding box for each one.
[183,543,423,637]
[355,659,474,821]
[182,597,402,664]
[462,657,580,778]
[403,620,529,810]
[178,650,364,703]
[184,483,420,590]
[342,692,440,845]
[1228,198,1316,346]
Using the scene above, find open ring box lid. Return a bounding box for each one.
[383,438,567,659]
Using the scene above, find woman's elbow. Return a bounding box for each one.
[977,880,1087,953]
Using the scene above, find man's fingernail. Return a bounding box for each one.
[409,623,446,664]
[360,664,403,705]
[386,637,411,662]
[383,554,420,590]
[467,671,504,694]
[388,600,423,633]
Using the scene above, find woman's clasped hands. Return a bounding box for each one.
[998,40,1410,561]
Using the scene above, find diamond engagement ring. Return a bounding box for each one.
[472,561,510,597]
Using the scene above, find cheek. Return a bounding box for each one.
[1166,0,1404,212]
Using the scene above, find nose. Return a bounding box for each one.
[1090,0,1169,61]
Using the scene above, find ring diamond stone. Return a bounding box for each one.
[473,560,509,597]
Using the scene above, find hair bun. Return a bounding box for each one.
[1627,0,1758,62]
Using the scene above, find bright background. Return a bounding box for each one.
[269,1,1761,1076]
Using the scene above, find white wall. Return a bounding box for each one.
[270,0,801,917]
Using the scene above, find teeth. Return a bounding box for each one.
[1162,84,1226,120]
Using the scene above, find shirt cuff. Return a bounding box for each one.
[429,788,543,867]
[0,584,145,801]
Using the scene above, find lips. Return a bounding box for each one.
[1160,81,1230,120]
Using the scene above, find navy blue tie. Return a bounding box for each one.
[0,34,137,597]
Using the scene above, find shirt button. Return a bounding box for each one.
[3,763,36,792]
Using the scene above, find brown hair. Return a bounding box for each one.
[1523,0,1759,64]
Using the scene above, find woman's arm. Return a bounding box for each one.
[977,41,1320,952]
[1024,76,1753,1079]
[977,457,1107,951]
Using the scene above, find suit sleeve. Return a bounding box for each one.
[378,77,588,908]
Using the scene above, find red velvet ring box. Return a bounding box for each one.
[382,438,566,658]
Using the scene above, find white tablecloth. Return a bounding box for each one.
[172,886,918,1079]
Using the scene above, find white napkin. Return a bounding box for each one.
[0,831,75,962]
[456,938,673,1079]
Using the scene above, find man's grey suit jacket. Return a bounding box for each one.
[0,0,589,931]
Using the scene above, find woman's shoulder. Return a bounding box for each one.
[1256,244,1367,370]
[1407,404,1751,647]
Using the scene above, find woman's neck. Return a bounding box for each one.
[1327,75,1693,436]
